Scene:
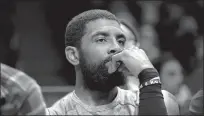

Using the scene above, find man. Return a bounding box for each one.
[0,63,46,115]
[46,9,167,115]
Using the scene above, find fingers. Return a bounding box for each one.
[126,45,138,50]
[109,46,140,74]
[138,48,146,54]
[138,49,150,60]
[109,52,124,73]
[118,63,126,72]
[118,64,134,77]
[108,61,122,74]
[108,46,148,75]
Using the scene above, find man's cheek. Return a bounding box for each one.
[124,40,135,49]
[87,53,104,65]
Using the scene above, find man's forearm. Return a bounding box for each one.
[138,68,168,115]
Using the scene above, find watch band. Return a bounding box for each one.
[139,76,161,89]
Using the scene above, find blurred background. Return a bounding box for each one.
[0,0,203,114]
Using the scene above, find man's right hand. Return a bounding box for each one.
[108,46,154,78]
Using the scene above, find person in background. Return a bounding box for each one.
[120,19,180,115]
[156,2,184,53]
[158,53,192,115]
[185,35,203,95]
[172,15,198,74]
[0,0,19,68]
[0,63,46,115]
[140,24,161,66]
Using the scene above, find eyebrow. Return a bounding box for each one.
[91,31,126,41]
[92,31,109,38]
[116,34,126,40]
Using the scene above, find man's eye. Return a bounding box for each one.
[118,39,125,45]
[96,38,106,43]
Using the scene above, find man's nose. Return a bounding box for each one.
[108,41,123,55]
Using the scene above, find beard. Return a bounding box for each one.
[79,52,126,92]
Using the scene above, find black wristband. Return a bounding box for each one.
[139,80,167,115]
[138,68,159,84]
[139,84,163,99]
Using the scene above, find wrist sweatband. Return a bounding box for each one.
[138,68,161,88]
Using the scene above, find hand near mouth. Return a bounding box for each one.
[106,46,154,78]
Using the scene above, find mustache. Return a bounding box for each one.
[103,50,123,64]
[103,56,112,64]
[103,55,123,71]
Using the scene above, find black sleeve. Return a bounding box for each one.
[138,68,168,115]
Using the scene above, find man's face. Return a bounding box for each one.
[79,19,126,92]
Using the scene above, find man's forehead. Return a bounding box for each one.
[85,19,123,34]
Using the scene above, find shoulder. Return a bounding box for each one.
[50,91,75,107]
[46,91,76,115]
[117,87,139,106]
[116,87,139,115]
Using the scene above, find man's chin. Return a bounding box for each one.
[88,71,126,92]
[107,71,126,87]
[92,84,116,92]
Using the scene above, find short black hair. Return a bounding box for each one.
[65,9,119,48]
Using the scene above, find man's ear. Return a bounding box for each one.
[65,46,79,65]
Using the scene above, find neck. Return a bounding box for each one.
[75,71,118,106]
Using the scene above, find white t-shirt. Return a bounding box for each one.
[46,87,139,115]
